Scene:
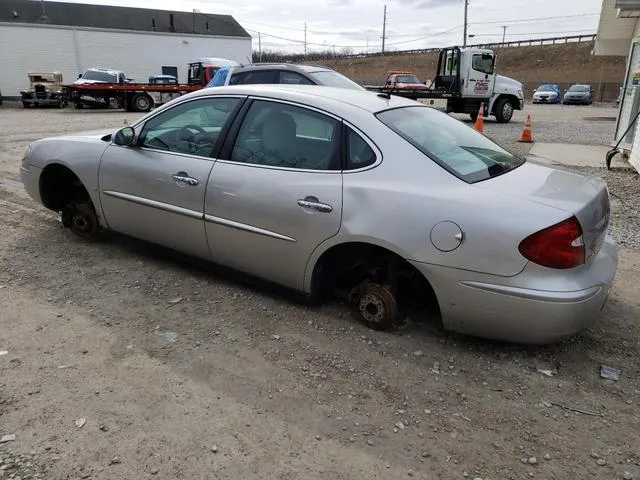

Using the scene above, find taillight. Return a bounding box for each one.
[518,216,585,269]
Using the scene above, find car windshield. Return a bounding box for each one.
[308,70,364,90]
[377,106,525,183]
[537,85,556,92]
[82,70,117,82]
[568,85,590,92]
[395,75,421,83]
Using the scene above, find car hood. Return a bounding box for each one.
[476,160,610,261]
[566,91,589,96]
[534,90,557,95]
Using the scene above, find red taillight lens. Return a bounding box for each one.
[518,216,585,269]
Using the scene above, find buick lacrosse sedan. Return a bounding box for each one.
[20,85,617,344]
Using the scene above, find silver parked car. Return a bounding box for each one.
[20,85,617,344]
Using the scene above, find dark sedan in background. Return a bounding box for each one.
[563,84,593,105]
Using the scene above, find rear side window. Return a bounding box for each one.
[279,71,315,85]
[346,128,376,170]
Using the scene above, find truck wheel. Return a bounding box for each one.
[74,101,83,109]
[22,101,30,108]
[494,98,513,124]
[469,112,478,122]
[131,93,153,112]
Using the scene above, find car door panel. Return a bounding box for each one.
[98,96,243,260]
[99,148,214,259]
[204,99,343,291]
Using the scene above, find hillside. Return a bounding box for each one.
[315,41,626,101]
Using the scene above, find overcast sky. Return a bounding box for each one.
[55,0,603,53]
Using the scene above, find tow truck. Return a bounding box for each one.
[365,46,524,123]
[63,58,232,112]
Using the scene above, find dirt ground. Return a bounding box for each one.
[1,104,639,480]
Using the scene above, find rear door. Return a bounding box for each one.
[203,98,343,290]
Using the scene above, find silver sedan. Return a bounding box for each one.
[20,85,618,344]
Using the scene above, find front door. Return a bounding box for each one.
[464,51,496,99]
[204,99,343,290]
[98,96,243,260]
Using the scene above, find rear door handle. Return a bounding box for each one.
[172,172,199,186]
[297,196,333,213]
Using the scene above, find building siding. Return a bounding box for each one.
[0,23,252,97]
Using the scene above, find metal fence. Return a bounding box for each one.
[254,34,598,63]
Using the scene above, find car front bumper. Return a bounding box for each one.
[563,97,590,104]
[20,163,42,204]
[532,96,558,104]
[410,236,618,344]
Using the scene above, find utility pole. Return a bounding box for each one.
[258,32,262,62]
[501,25,508,44]
[304,21,307,57]
[381,4,387,53]
[462,0,469,47]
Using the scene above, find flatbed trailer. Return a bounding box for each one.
[62,82,204,112]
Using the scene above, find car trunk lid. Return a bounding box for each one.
[476,160,610,264]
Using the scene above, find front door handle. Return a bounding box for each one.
[297,196,333,213]
[172,172,199,186]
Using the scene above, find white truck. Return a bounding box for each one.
[366,46,524,123]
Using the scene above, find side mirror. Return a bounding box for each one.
[77,73,82,79]
[113,126,136,146]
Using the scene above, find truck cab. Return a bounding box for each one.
[188,58,239,86]
[436,47,524,123]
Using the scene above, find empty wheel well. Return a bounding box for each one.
[311,242,440,315]
[39,164,90,211]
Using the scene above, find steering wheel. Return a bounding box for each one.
[182,124,207,135]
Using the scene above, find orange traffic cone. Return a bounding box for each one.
[474,103,484,133]
[519,114,534,143]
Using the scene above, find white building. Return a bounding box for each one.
[0,0,252,99]
[594,0,640,171]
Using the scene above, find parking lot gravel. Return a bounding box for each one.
[1,102,639,480]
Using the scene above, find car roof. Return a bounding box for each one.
[233,63,331,74]
[185,84,418,113]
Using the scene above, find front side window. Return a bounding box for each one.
[231,100,340,170]
[230,70,276,85]
[377,106,524,183]
[279,71,315,85]
[472,54,494,74]
[138,97,241,157]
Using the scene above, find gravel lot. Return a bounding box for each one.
[1,103,639,480]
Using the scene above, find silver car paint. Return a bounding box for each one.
[20,84,618,344]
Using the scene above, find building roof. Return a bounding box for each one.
[0,0,251,38]
[594,0,638,56]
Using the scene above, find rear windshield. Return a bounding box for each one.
[308,70,364,90]
[376,106,525,183]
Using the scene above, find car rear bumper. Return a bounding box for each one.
[410,236,618,344]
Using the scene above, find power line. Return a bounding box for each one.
[471,12,599,26]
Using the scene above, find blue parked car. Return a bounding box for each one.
[532,84,562,104]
